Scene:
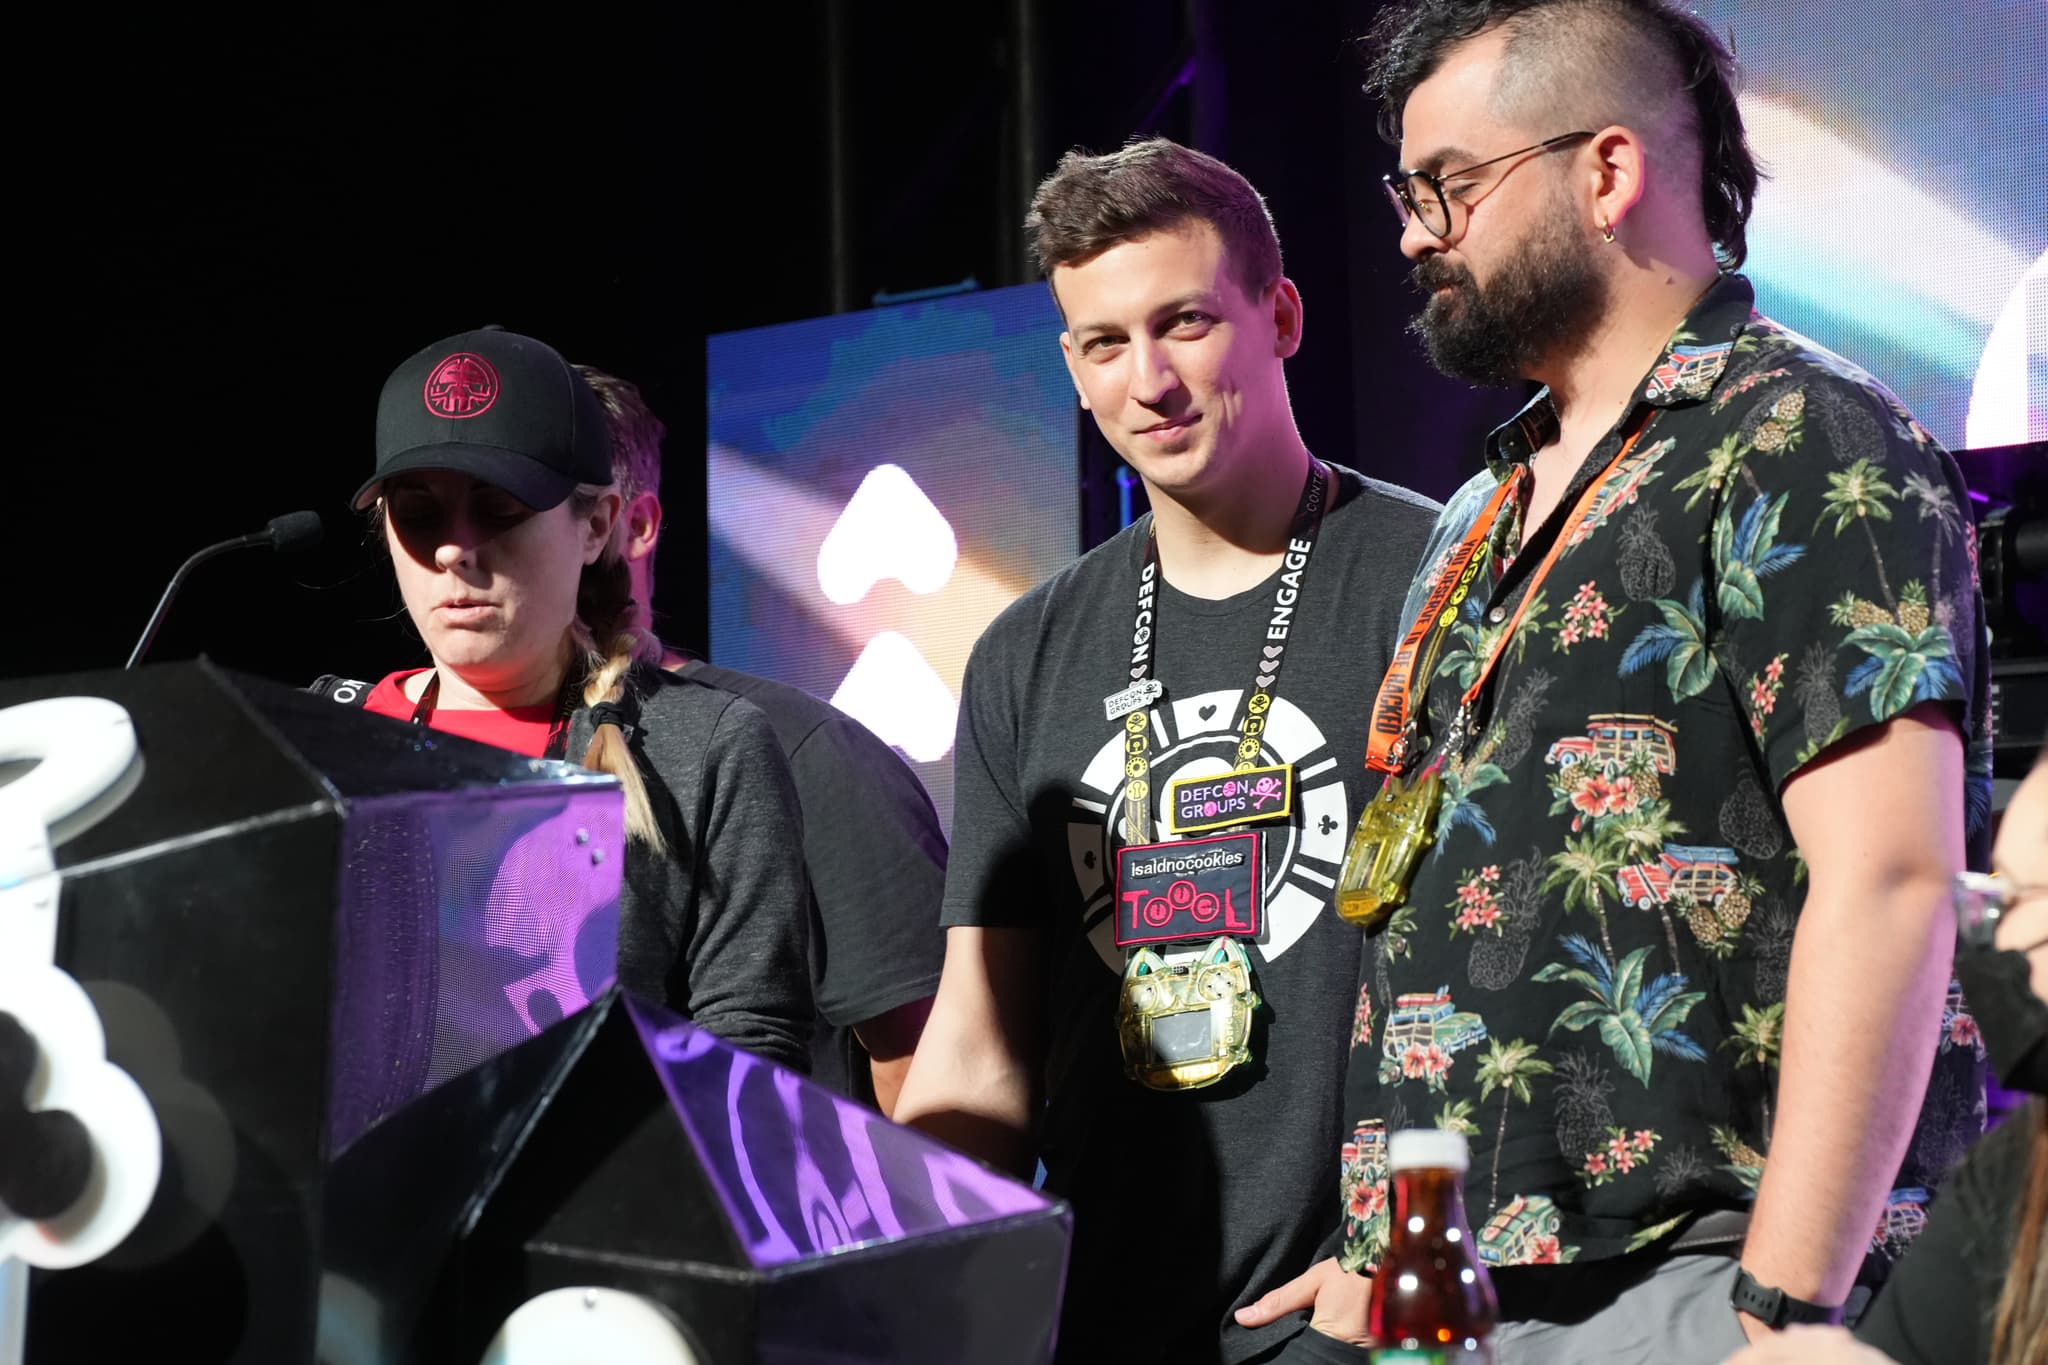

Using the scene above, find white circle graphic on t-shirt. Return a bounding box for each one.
[1067,687,1349,973]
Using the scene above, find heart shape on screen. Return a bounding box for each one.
[829,631,960,763]
[815,464,959,606]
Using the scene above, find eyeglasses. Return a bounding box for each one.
[1954,870,2048,951]
[1382,131,1595,239]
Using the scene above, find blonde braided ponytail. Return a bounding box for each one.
[567,488,668,855]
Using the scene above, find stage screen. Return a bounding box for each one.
[1695,0,2045,451]
[707,284,1079,831]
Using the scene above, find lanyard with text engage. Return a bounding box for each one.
[1114,459,1332,846]
[1110,458,1330,1093]
[1336,414,1654,929]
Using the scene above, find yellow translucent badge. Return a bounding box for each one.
[1117,938,1260,1091]
[1334,767,1443,930]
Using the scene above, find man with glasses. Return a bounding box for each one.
[1239,2,1993,1360]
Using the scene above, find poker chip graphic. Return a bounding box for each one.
[1067,687,1347,972]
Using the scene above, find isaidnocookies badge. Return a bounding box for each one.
[1114,831,1261,948]
[1167,763,1294,835]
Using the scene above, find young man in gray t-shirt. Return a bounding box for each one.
[896,137,1438,1365]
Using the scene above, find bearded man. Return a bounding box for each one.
[1239,3,1993,1361]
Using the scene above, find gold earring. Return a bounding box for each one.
[1599,218,1616,244]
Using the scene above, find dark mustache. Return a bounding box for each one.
[1411,259,1474,295]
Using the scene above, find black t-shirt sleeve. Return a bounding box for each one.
[789,713,948,1026]
[678,695,816,1070]
[1854,1106,2033,1364]
[940,618,1056,930]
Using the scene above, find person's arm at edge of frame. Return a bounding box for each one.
[791,710,947,1120]
[1734,701,1965,1343]
[859,995,936,1119]
[892,610,1049,1174]
[892,925,1046,1178]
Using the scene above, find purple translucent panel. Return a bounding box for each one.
[328,787,624,1154]
[625,994,1054,1269]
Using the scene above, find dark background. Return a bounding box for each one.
[10,3,1520,688]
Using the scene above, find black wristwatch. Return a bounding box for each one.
[1731,1266,1845,1328]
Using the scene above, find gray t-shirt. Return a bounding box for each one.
[942,465,1440,1364]
[681,659,948,1100]
[565,667,815,1072]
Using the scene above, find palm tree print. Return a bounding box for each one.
[1620,581,1715,702]
[1901,470,1962,606]
[1900,472,1966,618]
[1713,490,1805,621]
[1843,619,1963,723]
[1437,590,1550,692]
[1433,757,1511,854]
[1592,799,1687,969]
[1602,799,1687,863]
[1720,1001,1784,1141]
[1533,935,1709,1085]
[1435,1097,1481,1138]
[1816,456,1903,611]
[1475,1037,1553,1213]
[1543,832,1620,959]
[1900,471,1961,541]
[1672,432,1747,513]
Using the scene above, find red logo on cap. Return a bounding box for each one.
[423,352,500,419]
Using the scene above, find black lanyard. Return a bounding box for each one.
[408,669,578,761]
[1119,459,1332,844]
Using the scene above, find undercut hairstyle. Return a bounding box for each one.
[1361,0,1760,268]
[1025,136,1284,304]
[574,364,667,503]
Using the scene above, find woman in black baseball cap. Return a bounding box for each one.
[317,327,814,1070]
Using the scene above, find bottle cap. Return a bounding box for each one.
[1389,1128,1471,1172]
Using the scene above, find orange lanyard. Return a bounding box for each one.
[1365,475,1516,773]
[1365,413,1654,775]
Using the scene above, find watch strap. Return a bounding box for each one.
[1731,1266,1844,1328]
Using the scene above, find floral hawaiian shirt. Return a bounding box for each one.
[1338,274,1993,1275]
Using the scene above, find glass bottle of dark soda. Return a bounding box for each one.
[1368,1129,1498,1363]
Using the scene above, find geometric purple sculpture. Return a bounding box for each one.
[320,988,1071,1365]
[327,784,622,1154]
[627,994,1056,1267]
[0,660,635,1365]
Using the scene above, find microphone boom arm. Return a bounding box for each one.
[124,533,269,670]
[124,512,322,669]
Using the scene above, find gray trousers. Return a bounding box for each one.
[1267,1253,1750,1365]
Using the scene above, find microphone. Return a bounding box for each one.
[125,511,327,669]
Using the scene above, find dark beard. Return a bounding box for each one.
[1408,201,1608,386]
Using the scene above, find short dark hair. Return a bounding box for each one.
[1361,0,1759,269]
[573,364,666,502]
[1025,136,1284,302]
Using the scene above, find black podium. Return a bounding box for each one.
[323,989,1071,1365]
[0,662,1067,1364]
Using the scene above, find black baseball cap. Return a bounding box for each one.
[353,328,612,511]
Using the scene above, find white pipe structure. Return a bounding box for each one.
[0,697,156,1365]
